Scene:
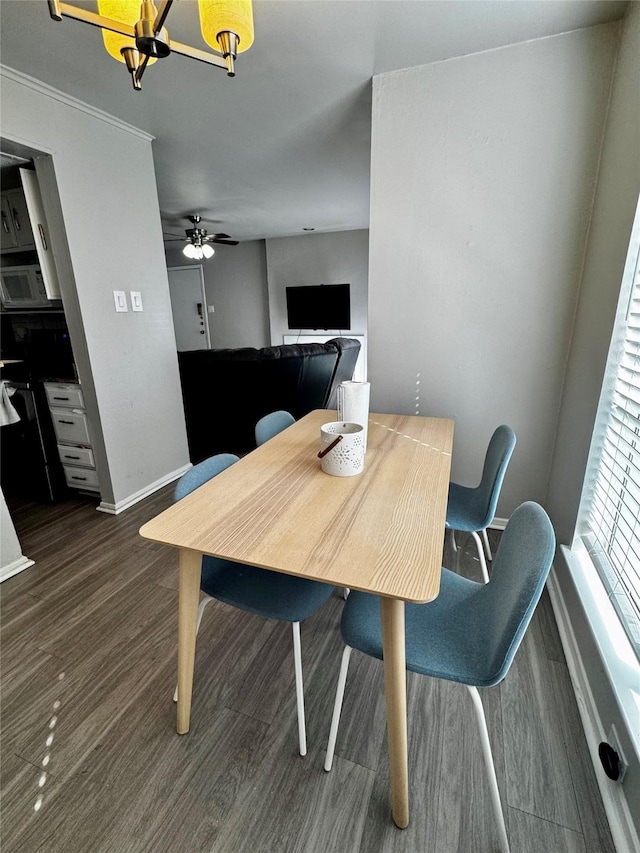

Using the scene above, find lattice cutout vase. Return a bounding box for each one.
[320,422,365,477]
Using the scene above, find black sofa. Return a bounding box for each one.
[178,337,361,461]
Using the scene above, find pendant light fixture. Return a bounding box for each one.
[48,0,254,90]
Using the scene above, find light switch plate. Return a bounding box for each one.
[130,291,143,312]
[113,290,128,312]
[207,304,215,313]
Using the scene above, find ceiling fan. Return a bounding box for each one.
[163,214,239,259]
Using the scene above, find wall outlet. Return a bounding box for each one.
[130,291,143,312]
[207,304,215,313]
[113,290,128,312]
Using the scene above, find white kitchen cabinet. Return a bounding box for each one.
[44,382,100,495]
[0,195,18,250]
[6,188,35,249]
[0,188,35,251]
[0,170,61,301]
[19,169,61,299]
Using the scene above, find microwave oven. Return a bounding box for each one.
[0,265,50,308]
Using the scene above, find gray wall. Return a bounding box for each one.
[1,68,189,509]
[165,240,270,349]
[265,230,369,346]
[547,9,640,545]
[1,488,25,570]
[367,24,618,519]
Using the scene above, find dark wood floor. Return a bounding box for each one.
[1,487,615,853]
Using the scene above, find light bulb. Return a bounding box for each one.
[183,244,197,259]
[202,244,215,258]
[193,245,204,260]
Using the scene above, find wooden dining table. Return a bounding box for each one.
[139,409,454,829]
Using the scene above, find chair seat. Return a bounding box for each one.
[201,556,334,622]
[341,572,508,688]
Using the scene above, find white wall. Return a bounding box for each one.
[1,69,190,511]
[165,240,270,349]
[265,230,369,346]
[368,24,618,518]
[547,10,640,544]
[0,488,33,583]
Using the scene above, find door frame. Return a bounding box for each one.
[167,264,211,350]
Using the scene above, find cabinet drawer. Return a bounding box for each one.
[50,408,91,445]
[45,383,83,408]
[63,465,99,491]
[57,444,94,468]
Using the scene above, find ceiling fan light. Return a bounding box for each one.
[199,0,254,55]
[193,245,204,260]
[183,243,197,259]
[97,0,158,65]
[202,244,215,258]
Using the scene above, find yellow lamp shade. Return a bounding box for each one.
[199,0,254,54]
[97,0,156,65]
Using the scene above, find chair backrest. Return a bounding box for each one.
[476,424,517,528]
[475,501,555,686]
[325,338,361,410]
[255,410,295,446]
[174,453,239,501]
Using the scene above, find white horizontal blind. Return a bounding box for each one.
[581,235,640,656]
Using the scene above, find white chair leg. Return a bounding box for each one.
[292,621,307,757]
[449,526,458,554]
[173,594,212,702]
[471,530,490,584]
[343,588,350,600]
[324,645,353,771]
[466,686,510,853]
[481,527,493,562]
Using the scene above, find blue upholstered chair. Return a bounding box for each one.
[173,453,334,756]
[447,424,516,583]
[324,502,555,853]
[255,410,295,446]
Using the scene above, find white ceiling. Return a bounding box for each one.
[0,0,628,242]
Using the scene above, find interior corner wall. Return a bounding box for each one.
[546,4,640,546]
[165,239,270,349]
[265,230,369,346]
[367,24,618,519]
[1,70,189,507]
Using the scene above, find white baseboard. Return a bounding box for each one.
[489,516,509,531]
[546,567,640,853]
[97,463,192,516]
[0,555,35,583]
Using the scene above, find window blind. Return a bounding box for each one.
[581,239,640,656]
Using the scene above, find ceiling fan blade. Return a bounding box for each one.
[163,237,188,242]
[208,233,231,240]
[211,238,239,245]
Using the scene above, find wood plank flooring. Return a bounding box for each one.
[1,490,615,853]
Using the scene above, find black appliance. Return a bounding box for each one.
[1,312,75,503]
[0,379,66,503]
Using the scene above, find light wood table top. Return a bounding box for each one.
[140,410,454,603]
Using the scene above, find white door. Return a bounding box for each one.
[167,265,211,351]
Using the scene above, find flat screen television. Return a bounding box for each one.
[285,283,350,330]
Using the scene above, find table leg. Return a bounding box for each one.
[381,597,409,829]
[380,598,409,829]
[176,548,201,735]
